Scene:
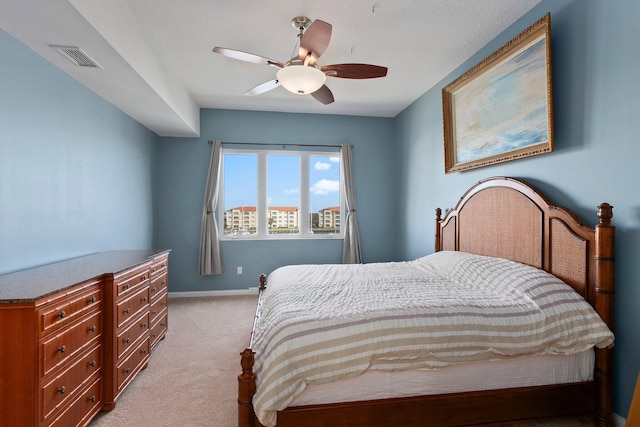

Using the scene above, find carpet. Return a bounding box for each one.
[90,296,256,427]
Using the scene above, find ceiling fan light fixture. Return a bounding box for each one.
[277,64,326,95]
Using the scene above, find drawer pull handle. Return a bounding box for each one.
[57,311,66,319]
[58,345,66,353]
[58,386,66,394]
[141,323,147,328]
[124,338,130,344]
[141,348,148,355]
[124,368,130,374]
[89,360,96,367]
[151,268,155,273]
[151,310,156,315]
[162,281,166,286]
[151,333,157,338]
[152,287,157,292]
[142,296,147,302]
[124,308,130,314]
[88,296,97,303]
[89,325,96,332]
[124,284,129,290]
[89,395,96,403]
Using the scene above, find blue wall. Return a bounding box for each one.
[154,109,397,292]
[0,28,156,274]
[396,0,640,417]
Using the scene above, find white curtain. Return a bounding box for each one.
[198,140,223,275]
[341,144,362,264]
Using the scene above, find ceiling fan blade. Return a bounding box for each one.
[299,20,332,64]
[244,79,280,96]
[213,47,284,68]
[311,85,334,105]
[321,63,388,79]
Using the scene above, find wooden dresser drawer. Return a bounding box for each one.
[46,376,102,427]
[116,311,150,359]
[114,264,150,298]
[41,311,102,377]
[149,290,167,322]
[150,257,168,278]
[149,274,168,301]
[116,338,150,391]
[41,344,101,421]
[116,286,150,329]
[38,282,102,338]
[150,312,168,349]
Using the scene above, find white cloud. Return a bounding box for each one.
[284,188,299,194]
[330,156,339,163]
[310,179,339,195]
[314,161,331,171]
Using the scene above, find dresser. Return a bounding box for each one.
[0,250,170,426]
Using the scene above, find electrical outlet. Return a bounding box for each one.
[237,266,243,275]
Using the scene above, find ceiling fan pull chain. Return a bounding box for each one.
[290,37,299,60]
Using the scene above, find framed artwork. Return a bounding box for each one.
[443,14,553,174]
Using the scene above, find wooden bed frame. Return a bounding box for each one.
[238,176,615,427]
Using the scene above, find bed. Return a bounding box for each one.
[238,176,616,427]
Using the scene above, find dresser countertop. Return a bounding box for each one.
[0,250,171,303]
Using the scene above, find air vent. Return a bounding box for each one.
[50,45,102,68]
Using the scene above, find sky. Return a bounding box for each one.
[222,152,340,213]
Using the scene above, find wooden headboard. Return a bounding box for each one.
[435,176,615,425]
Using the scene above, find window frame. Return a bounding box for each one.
[218,147,344,241]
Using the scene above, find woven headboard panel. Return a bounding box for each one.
[458,186,544,268]
[435,177,613,307]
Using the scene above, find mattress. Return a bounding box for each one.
[290,349,594,406]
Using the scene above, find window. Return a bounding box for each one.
[219,147,343,239]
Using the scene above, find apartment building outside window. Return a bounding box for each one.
[318,206,340,233]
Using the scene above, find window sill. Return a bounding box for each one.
[220,234,344,241]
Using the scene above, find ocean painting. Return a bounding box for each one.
[442,14,554,174]
[453,34,550,165]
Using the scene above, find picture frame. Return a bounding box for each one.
[443,14,553,174]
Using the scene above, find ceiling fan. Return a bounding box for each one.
[212,16,388,105]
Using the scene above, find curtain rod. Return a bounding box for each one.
[208,140,351,149]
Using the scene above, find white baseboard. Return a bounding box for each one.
[614,413,625,426]
[168,288,259,298]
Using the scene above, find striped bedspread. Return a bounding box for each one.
[251,251,614,427]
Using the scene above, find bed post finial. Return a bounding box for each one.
[259,274,266,291]
[240,348,255,374]
[597,203,613,225]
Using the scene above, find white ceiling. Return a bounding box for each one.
[0,0,541,137]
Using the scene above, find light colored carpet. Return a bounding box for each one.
[89,295,594,427]
[90,295,256,427]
